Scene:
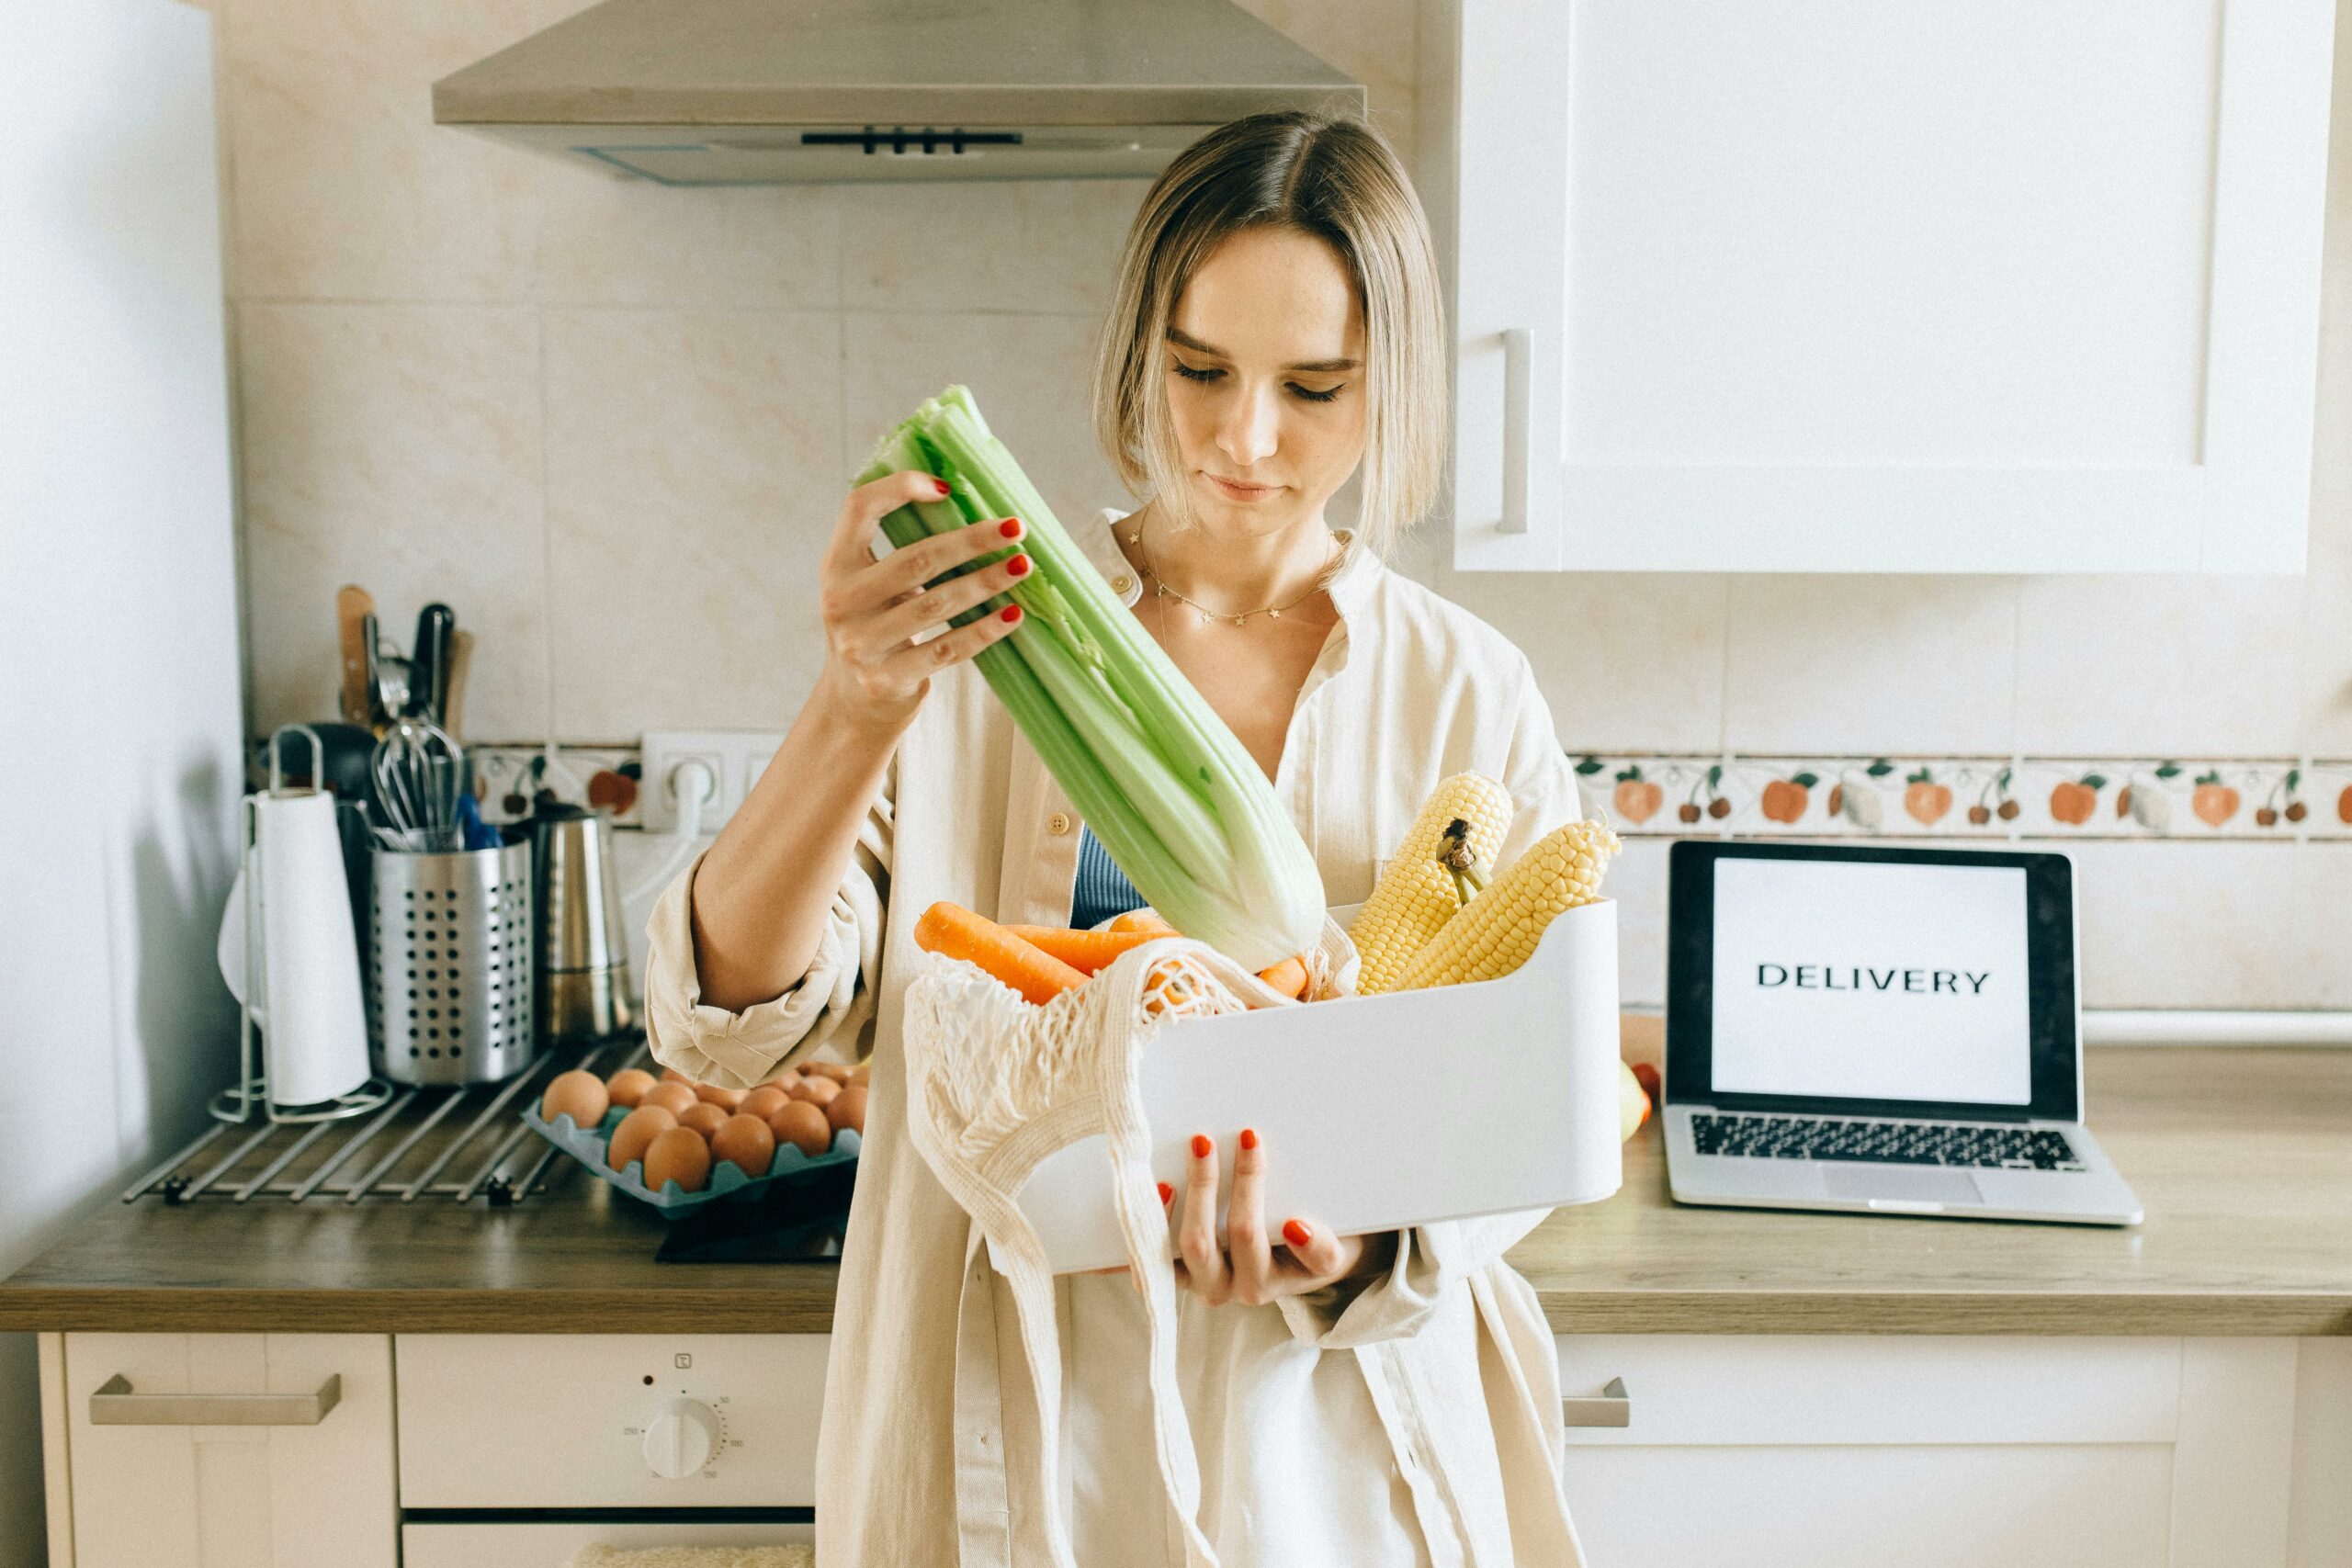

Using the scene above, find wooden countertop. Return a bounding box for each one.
[3,1046,2346,1337]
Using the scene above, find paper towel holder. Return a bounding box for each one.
[211,724,397,1128]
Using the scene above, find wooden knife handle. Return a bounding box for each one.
[442,628,474,743]
[335,585,375,727]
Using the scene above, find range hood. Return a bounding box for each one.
[432,0,1366,186]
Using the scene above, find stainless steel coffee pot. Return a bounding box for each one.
[530,804,636,1045]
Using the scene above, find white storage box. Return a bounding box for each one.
[1015,899,1623,1274]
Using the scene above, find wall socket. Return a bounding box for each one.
[639,730,787,833]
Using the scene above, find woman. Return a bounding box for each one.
[645,111,1588,1566]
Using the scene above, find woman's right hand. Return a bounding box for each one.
[813,469,1033,731]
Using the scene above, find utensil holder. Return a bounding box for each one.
[368,841,536,1085]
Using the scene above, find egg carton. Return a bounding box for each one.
[522,1104,861,1218]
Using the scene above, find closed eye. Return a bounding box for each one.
[1171,362,1346,403]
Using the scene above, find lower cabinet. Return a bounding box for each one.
[52,1331,397,1568]
[1553,1335,2337,1568]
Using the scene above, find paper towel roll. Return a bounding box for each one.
[239,789,371,1104]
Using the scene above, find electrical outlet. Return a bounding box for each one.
[639,730,786,832]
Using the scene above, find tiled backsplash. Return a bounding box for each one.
[206,0,2352,1009]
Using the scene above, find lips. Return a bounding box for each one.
[1204,473,1280,497]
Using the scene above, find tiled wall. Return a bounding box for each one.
[209,0,2352,1009]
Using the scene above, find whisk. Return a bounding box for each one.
[371,717,465,852]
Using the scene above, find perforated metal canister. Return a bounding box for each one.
[366,841,536,1084]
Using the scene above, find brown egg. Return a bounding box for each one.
[540,1069,609,1129]
[769,1100,833,1158]
[607,1104,677,1172]
[792,1075,842,1109]
[848,1061,871,1089]
[694,1081,748,1111]
[605,1067,657,1109]
[741,1085,791,1122]
[711,1113,777,1179]
[642,1080,700,1119]
[641,1125,712,1193]
[827,1084,868,1135]
[769,1069,804,1097]
[806,1060,854,1084]
[661,1067,696,1086]
[677,1100,731,1140]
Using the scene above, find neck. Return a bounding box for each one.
[1128,503,1339,618]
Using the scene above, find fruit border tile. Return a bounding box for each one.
[1575,756,2352,841]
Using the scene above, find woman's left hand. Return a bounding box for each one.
[1171,1128,1387,1304]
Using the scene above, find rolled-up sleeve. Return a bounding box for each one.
[1283,650,1592,1348]
[641,786,891,1092]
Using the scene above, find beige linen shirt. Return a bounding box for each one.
[644,508,1590,1567]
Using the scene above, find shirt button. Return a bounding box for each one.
[1046,812,1072,836]
[1111,573,1135,594]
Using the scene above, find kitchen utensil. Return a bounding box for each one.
[363,612,411,734]
[372,717,464,852]
[531,803,636,1045]
[335,585,375,727]
[282,720,379,805]
[442,627,474,742]
[214,725,386,1118]
[409,602,455,723]
[456,791,500,852]
[368,839,537,1085]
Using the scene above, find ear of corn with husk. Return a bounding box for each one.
[1347,773,1514,995]
[1391,818,1622,991]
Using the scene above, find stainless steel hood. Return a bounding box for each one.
[432,0,1366,186]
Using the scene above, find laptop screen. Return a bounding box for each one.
[1709,856,2034,1106]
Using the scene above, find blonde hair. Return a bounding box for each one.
[1091,111,1447,558]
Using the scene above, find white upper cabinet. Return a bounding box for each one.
[1433,0,2335,572]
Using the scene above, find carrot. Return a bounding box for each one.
[914,902,1088,1004]
[1004,924,1163,974]
[1108,908,1179,936]
[1255,954,1309,1000]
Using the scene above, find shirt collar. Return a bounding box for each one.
[1086,505,1382,622]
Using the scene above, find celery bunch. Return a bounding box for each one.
[855,385,1325,970]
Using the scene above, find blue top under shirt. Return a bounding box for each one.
[1069,824,1148,931]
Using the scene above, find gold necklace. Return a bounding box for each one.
[1126,519,1349,626]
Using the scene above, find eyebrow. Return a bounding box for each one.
[1166,325,1359,374]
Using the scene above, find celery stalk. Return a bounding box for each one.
[855,386,1326,968]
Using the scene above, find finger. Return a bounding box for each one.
[1177,1134,1227,1303]
[1226,1126,1272,1303]
[839,515,1024,620]
[854,547,1031,655]
[1278,1215,1350,1283]
[825,469,952,578]
[872,604,1024,683]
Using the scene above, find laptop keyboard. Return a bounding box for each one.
[1690,1112,2086,1171]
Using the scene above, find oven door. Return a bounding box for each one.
[403,1518,815,1566]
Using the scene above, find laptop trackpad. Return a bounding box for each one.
[1822,1165,1984,1205]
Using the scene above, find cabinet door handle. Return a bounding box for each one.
[1561,1375,1629,1427]
[1500,327,1532,534]
[89,1371,342,1427]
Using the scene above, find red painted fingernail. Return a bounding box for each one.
[1158,1181,1173,1204]
[1283,1219,1312,1248]
[1239,1127,1259,1151]
[1191,1134,1213,1159]
[932,477,951,497]
[1006,554,1031,578]
[999,605,1023,625]
[999,517,1023,537]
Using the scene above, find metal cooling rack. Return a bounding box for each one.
[121,1037,651,1207]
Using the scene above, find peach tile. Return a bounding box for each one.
[535,170,842,310]
[542,309,844,739]
[839,181,1146,317]
[236,302,548,739]
[1723,576,2020,754]
[842,312,1123,532]
[2014,572,2308,758]
[2066,840,2302,1009]
[1411,558,1728,754]
[220,0,539,300]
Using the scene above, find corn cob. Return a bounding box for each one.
[1348,773,1514,995]
[1392,818,1622,990]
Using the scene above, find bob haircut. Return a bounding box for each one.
[1091,110,1447,560]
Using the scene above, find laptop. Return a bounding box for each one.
[1662,840,2142,1225]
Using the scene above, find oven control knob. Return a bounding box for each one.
[641,1397,720,1479]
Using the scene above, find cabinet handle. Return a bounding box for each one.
[1500,327,1532,535]
[1561,1375,1629,1427]
[89,1371,342,1427]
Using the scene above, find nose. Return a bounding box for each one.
[1214,379,1280,471]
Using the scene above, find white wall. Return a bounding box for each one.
[0,3,247,1560]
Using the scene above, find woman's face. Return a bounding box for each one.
[1163,226,1368,537]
